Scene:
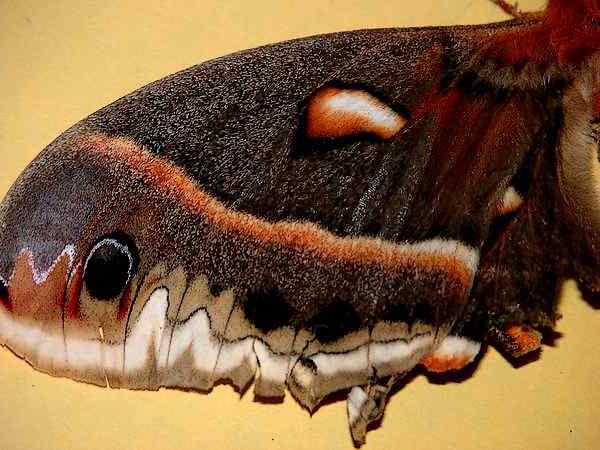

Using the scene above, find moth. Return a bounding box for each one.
[0,0,598,445]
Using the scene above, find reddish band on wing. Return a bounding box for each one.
[77,133,478,289]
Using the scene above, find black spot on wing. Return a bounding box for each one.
[84,233,138,301]
[209,282,225,298]
[310,300,361,343]
[244,287,292,333]
[413,302,436,324]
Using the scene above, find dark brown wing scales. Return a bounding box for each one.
[72,22,560,358]
[73,132,478,329]
[79,23,550,251]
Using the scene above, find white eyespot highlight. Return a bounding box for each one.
[84,239,133,279]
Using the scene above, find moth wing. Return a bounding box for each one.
[0,19,559,405]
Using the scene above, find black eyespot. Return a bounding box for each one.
[84,234,138,300]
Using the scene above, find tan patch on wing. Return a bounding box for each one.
[288,328,372,410]
[159,277,236,391]
[305,87,406,140]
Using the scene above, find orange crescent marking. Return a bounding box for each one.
[305,87,406,140]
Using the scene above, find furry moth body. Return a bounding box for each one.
[1,0,599,445]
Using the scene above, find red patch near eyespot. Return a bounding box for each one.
[117,284,133,321]
[65,263,84,320]
[7,250,69,323]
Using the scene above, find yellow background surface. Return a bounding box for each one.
[0,1,598,449]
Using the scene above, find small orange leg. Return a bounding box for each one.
[493,324,543,358]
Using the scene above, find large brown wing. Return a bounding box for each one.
[0,15,565,408]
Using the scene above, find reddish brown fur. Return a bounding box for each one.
[487,0,600,65]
